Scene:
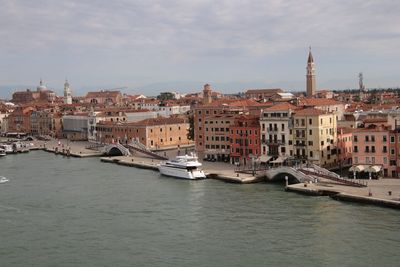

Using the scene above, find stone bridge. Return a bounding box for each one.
[264,166,314,183]
[102,143,131,156]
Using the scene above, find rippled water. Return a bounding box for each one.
[1,151,399,266]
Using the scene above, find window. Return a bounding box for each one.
[371,146,375,153]
[354,135,358,142]
[371,135,375,142]
[309,119,312,125]
[308,141,313,146]
[310,151,313,157]
[383,135,387,142]
[383,146,387,153]
[354,146,358,153]
[391,136,395,143]
[309,129,312,135]
[391,149,395,155]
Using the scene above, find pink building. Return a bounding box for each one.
[337,127,353,166]
[352,125,390,178]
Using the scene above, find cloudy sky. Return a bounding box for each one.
[1,0,399,97]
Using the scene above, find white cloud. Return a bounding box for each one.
[0,0,399,91]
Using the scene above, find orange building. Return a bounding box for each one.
[96,116,192,149]
[6,106,35,133]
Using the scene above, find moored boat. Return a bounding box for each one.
[0,176,9,183]
[158,154,206,180]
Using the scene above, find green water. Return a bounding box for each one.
[0,151,399,266]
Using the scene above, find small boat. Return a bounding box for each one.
[158,154,206,180]
[0,176,9,183]
[0,148,6,157]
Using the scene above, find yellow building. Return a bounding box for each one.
[292,108,337,167]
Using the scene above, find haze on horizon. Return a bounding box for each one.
[1,0,399,98]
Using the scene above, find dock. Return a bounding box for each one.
[286,181,400,209]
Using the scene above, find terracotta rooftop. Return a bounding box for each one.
[298,98,343,106]
[264,102,299,111]
[293,108,328,116]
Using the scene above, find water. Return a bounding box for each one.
[1,151,399,267]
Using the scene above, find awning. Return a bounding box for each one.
[270,156,287,164]
[349,165,366,172]
[366,165,382,173]
[259,155,272,162]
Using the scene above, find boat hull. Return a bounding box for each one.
[158,165,206,180]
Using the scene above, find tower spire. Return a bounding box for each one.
[306,47,316,97]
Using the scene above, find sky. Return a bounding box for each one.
[1,0,400,98]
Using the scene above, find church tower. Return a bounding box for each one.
[306,47,316,97]
[203,84,212,104]
[64,79,72,104]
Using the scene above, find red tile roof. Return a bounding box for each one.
[264,102,299,111]
[293,108,328,116]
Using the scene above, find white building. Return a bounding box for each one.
[259,102,297,163]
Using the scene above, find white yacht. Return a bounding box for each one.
[158,154,207,180]
[0,176,9,183]
[0,144,13,154]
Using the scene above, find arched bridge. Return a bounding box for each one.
[102,143,131,156]
[264,167,314,183]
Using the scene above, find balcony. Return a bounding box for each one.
[262,139,285,145]
[294,142,306,147]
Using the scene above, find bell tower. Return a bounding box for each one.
[306,47,316,97]
[64,79,72,104]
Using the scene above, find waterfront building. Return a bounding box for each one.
[62,113,89,140]
[30,109,62,138]
[259,102,298,163]
[194,97,270,159]
[388,129,400,178]
[292,108,337,167]
[306,48,316,97]
[0,104,10,134]
[337,127,353,167]
[203,114,236,162]
[63,80,72,105]
[229,115,261,166]
[352,125,390,177]
[96,116,191,149]
[6,106,35,134]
